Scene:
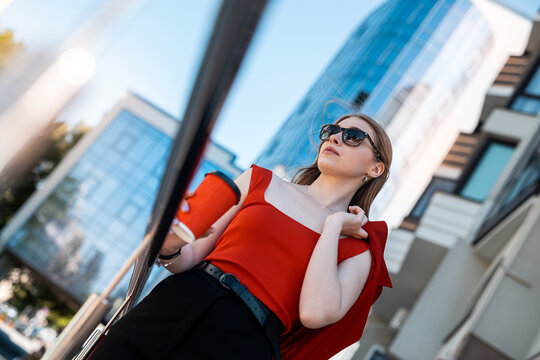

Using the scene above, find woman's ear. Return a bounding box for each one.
[369,162,385,178]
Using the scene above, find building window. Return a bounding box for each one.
[500,147,540,208]
[510,63,540,115]
[524,66,540,96]
[474,138,539,243]
[297,99,310,115]
[410,177,457,218]
[352,90,370,108]
[353,23,368,39]
[511,95,540,115]
[459,141,515,202]
[368,349,393,360]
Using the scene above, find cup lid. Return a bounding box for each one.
[204,170,241,204]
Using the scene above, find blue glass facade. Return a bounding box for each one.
[459,142,514,202]
[511,64,540,115]
[476,56,540,239]
[256,0,492,181]
[5,107,241,303]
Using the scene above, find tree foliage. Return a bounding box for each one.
[7,267,75,331]
[0,121,91,230]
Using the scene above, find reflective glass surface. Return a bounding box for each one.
[6,109,239,301]
[256,0,491,182]
[510,59,540,115]
[511,96,540,115]
[410,178,457,218]
[524,66,540,96]
[499,143,540,208]
[475,134,540,243]
[460,142,514,202]
[510,63,540,115]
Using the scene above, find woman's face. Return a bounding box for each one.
[317,116,382,180]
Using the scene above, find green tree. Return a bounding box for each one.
[7,267,76,331]
[0,121,91,230]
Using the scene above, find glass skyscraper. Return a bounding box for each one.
[0,93,242,304]
[255,0,493,223]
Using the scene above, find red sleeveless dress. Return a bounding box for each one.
[205,164,392,360]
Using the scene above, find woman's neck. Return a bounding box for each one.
[306,175,361,212]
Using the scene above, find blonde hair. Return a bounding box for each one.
[290,114,392,217]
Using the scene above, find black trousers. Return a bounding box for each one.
[91,268,281,360]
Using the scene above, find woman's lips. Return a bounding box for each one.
[323,147,339,155]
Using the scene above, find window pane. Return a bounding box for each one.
[511,96,540,115]
[501,145,540,207]
[410,178,457,218]
[460,142,514,202]
[525,67,540,96]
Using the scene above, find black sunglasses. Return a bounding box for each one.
[319,124,383,162]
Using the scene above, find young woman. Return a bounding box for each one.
[91,113,393,360]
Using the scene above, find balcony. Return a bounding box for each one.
[373,192,483,321]
[415,191,483,248]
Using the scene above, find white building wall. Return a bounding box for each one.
[388,239,489,360]
[387,112,540,360]
[471,197,540,359]
[377,0,531,229]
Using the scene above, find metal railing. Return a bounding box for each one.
[42,1,268,358]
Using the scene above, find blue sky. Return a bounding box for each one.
[1,0,538,168]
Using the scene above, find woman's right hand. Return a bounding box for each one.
[179,190,195,212]
[179,190,215,238]
[160,190,215,255]
[324,205,369,240]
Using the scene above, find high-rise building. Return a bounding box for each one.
[255,0,530,228]
[353,12,540,360]
[0,92,242,307]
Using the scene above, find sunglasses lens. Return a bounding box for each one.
[319,124,339,140]
[343,129,365,146]
[319,125,366,146]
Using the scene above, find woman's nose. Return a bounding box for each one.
[329,131,341,144]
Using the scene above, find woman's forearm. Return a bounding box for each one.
[159,231,194,273]
[299,216,344,328]
[161,243,198,274]
[161,228,222,274]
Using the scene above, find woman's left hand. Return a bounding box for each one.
[325,205,369,239]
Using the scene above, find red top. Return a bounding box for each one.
[205,164,392,359]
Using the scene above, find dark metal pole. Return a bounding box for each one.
[124,0,268,315]
[50,1,268,358]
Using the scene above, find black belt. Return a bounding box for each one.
[194,261,283,359]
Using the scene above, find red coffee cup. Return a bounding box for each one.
[172,171,241,243]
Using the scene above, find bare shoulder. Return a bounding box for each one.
[274,173,307,198]
[235,166,253,184]
[270,171,302,190]
[234,167,254,201]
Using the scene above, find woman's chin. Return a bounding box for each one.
[318,159,366,179]
[317,158,341,174]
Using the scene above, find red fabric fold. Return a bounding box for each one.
[279,220,392,360]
